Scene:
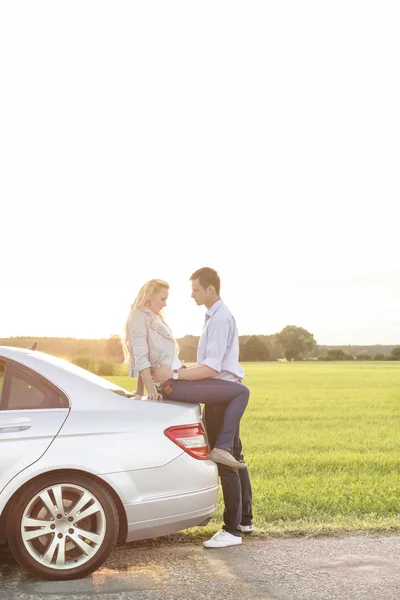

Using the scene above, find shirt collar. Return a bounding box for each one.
[206,299,223,319]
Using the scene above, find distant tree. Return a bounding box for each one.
[240,336,271,361]
[389,346,400,360]
[76,345,91,356]
[277,326,316,361]
[178,343,197,362]
[356,351,373,361]
[105,335,124,362]
[374,352,385,361]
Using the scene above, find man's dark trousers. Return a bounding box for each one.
[204,404,253,537]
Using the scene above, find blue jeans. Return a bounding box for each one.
[205,405,253,537]
[162,378,249,451]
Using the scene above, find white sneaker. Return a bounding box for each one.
[203,530,242,548]
[239,524,254,533]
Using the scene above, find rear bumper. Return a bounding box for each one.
[125,483,218,542]
[101,453,219,542]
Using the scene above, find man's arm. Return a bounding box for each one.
[154,362,217,383]
[153,318,230,383]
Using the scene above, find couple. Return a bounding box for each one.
[122,267,253,548]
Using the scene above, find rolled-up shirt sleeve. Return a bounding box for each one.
[202,318,230,372]
[127,310,151,375]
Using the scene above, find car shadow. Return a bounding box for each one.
[0,533,213,583]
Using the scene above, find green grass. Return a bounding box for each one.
[105,362,400,538]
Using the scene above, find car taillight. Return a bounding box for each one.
[164,423,210,460]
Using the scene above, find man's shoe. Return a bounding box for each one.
[209,448,247,469]
[239,524,254,533]
[203,530,242,548]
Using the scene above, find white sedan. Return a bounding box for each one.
[0,347,218,580]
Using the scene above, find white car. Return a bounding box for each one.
[0,347,218,580]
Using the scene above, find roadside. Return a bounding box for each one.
[1,533,400,600]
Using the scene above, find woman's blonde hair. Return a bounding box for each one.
[121,279,173,364]
[130,279,169,318]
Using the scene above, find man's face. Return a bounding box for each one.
[191,279,210,306]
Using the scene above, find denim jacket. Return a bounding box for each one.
[126,309,176,377]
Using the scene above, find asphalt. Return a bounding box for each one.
[1,534,400,600]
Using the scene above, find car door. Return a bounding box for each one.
[0,358,70,494]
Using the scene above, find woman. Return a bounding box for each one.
[122,279,249,469]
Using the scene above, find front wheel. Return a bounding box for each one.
[6,473,119,580]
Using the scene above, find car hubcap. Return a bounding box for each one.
[21,483,106,570]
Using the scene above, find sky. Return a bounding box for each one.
[1,1,399,346]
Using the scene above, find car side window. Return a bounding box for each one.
[0,361,68,410]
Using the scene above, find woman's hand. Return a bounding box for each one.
[148,391,163,402]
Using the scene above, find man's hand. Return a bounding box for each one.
[151,360,173,384]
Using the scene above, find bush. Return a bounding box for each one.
[356,352,373,361]
[326,349,346,360]
[113,363,129,376]
[318,350,354,361]
[71,356,117,375]
[95,358,116,376]
[374,352,385,361]
[72,356,94,371]
[318,349,354,361]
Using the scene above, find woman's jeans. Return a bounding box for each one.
[161,378,250,451]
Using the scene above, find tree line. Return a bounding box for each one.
[1,328,399,363]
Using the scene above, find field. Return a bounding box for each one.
[106,362,400,537]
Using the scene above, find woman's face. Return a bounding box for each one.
[149,287,169,314]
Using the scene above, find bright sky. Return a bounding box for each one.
[1,1,399,346]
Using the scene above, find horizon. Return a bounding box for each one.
[0,333,398,349]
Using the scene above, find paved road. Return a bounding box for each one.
[1,535,400,600]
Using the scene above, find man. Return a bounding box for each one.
[153,267,253,548]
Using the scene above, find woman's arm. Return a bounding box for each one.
[135,374,144,395]
[140,368,162,400]
[127,311,161,400]
[127,310,152,372]
[140,368,156,395]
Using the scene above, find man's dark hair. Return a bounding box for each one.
[190,267,221,295]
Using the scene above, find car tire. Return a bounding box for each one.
[6,472,119,581]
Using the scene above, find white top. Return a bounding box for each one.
[197,299,244,382]
[155,315,182,371]
[171,348,183,370]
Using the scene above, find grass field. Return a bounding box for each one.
[106,362,400,537]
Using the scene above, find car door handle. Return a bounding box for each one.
[0,418,32,432]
